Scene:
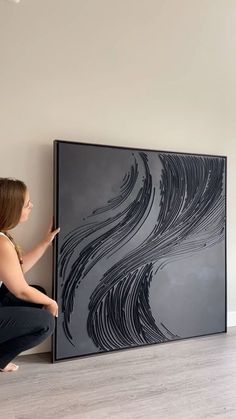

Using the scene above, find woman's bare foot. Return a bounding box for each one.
[0,363,19,372]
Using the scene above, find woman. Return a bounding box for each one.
[0,178,60,372]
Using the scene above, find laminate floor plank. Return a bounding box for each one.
[1,329,236,419]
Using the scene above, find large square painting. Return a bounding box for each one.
[53,140,226,362]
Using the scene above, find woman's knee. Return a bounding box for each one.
[38,309,55,336]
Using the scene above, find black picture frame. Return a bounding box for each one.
[52,140,227,363]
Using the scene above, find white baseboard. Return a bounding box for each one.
[21,338,50,356]
[227,311,236,328]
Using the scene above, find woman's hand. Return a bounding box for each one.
[44,299,59,317]
[44,221,60,247]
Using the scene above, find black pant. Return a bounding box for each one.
[0,284,55,369]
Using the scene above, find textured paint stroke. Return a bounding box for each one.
[59,152,225,352]
[60,152,154,344]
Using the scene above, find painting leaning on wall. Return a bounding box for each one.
[53,140,226,362]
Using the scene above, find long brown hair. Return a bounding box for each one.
[0,178,27,265]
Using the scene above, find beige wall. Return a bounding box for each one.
[0,0,235,353]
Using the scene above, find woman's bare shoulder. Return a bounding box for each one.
[0,235,15,253]
[0,236,19,277]
[0,234,10,243]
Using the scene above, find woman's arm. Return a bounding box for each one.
[0,236,58,316]
[22,224,60,273]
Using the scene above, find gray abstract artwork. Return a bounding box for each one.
[53,140,226,362]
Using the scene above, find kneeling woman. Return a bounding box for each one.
[0,178,60,372]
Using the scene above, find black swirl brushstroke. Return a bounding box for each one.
[87,154,225,351]
[88,263,178,351]
[91,160,139,215]
[60,153,155,343]
[59,156,139,279]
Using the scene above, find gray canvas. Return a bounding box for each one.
[53,141,226,361]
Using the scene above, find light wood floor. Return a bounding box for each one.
[1,328,236,419]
